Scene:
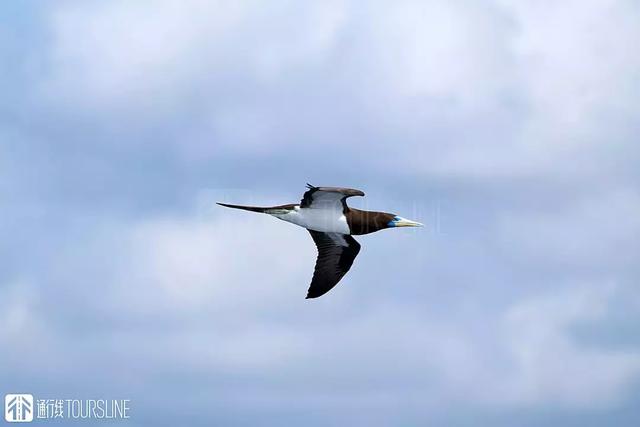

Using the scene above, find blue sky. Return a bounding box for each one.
[2,1,640,425]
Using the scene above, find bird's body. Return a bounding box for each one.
[217,184,422,299]
[271,206,351,234]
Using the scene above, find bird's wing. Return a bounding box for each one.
[306,230,361,299]
[300,183,365,211]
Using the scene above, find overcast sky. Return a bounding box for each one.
[2,1,640,425]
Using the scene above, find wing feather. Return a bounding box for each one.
[300,184,365,211]
[306,230,361,299]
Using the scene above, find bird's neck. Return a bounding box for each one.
[346,209,394,235]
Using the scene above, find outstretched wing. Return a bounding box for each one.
[306,230,361,299]
[300,183,365,211]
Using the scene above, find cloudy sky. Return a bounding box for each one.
[2,0,640,425]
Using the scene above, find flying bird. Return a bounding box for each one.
[217,184,422,299]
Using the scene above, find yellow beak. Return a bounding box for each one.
[389,216,424,227]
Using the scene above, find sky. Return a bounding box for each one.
[1,0,640,425]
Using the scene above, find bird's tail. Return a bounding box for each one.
[216,202,296,215]
[216,202,269,213]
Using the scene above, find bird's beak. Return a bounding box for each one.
[388,216,424,227]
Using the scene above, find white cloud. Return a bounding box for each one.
[496,188,640,266]
[353,1,516,108]
[503,0,640,127]
[2,194,639,418]
[500,282,640,407]
[39,0,640,179]
[112,208,314,314]
[36,203,637,410]
[0,280,62,375]
[4,1,640,423]
[44,0,346,109]
[0,280,41,342]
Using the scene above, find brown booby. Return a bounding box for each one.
[217,184,422,299]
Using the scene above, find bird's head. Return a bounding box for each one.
[346,209,423,235]
[386,215,423,228]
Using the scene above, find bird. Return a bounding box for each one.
[217,184,423,299]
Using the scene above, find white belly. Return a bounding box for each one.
[272,206,350,234]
